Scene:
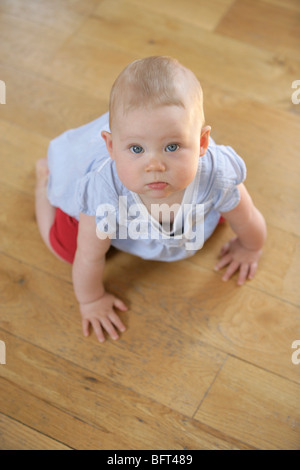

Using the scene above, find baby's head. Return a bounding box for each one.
[108,56,205,131]
[102,56,210,202]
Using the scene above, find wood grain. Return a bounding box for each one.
[0,330,243,450]
[0,0,299,451]
[216,0,300,59]
[195,357,300,450]
[0,413,71,450]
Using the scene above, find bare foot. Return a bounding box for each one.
[35,157,49,189]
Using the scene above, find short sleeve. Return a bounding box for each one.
[77,169,119,217]
[210,144,247,213]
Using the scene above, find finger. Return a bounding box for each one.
[237,263,250,286]
[109,311,126,333]
[222,260,240,281]
[113,298,128,311]
[248,262,258,280]
[91,319,106,343]
[82,319,90,337]
[215,253,232,271]
[100,316,120,341]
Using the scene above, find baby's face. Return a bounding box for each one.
[103,105,204,203]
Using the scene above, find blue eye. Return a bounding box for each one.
[130,145,144,154]
[165,144,179,152]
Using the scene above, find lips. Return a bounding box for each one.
[147,182,168,190]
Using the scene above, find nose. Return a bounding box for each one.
[145,157,166,173]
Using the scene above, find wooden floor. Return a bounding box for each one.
[0,0,300,450]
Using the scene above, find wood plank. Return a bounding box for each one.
[189,221,300,307]
[0,0,101,33]
[0,330,242,450]
[262,0,300,13]
[37,35,137,102]
[0,184,73,282]
[0,119,49,194]
[0,377,131,450]
[1,0,299,451]
[114,250,300,385]
[37,0,300,108]
[195,357,300,450]
[0,64,108,138]
[0,235,299,396]
[0,253,227,417]
[216,0,300,59]
[0,13,70,73]
[126,0,236,31]
[0,413,71,450]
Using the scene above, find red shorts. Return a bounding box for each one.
[49,209,226,265]
[49,208,79,264]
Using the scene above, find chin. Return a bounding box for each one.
[149,192,169,199]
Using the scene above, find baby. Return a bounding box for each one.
[35,56,267,343]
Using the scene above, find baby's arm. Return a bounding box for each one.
[214,183,267,285]
[72,213,127,342]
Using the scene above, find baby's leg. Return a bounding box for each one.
[35,158,67,262]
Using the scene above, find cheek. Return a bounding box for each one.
[115,160,140,189]
[174,157,199,186]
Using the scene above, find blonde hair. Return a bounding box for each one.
[109,56,204,130]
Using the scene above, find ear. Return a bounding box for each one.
[200,125,211,156]
[101,131,114,159]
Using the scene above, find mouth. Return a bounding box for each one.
[147,182,168,190]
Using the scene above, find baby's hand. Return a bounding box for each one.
[80,292,128,342]
[214,236,262,286]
